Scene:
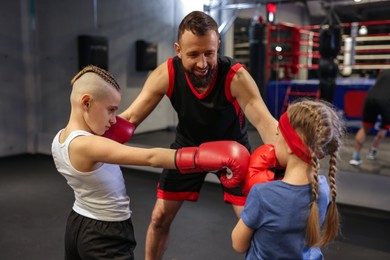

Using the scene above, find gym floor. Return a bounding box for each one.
[0,129,389,259]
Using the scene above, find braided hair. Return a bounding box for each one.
[286,99,345,247]
[71,65,120,91]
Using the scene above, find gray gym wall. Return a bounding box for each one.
[0,0,307,158]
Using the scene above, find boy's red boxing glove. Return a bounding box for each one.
[103,116,136,144]
[242,144,278,196]
[175,141,250,189]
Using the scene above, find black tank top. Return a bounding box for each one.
[166,56,250,150]
[368,69,390,99]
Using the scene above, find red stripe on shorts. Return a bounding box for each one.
[157,188,199,201]
[224,192,247,206]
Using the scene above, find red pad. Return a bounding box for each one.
[344,91,367,118]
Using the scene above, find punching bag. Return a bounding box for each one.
[318,58,339,78]
[319,77,337,103]
[249,17,266,96]
[318,24,341,103]
[319,25,341,59]
[318,57,339,103]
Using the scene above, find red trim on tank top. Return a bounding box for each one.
[166,57,174,99]
[185,67,218,99]
[225,63,244,115]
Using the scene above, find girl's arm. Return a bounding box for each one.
[231,218,254,253]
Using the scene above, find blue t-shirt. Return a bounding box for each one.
[241,175,330,260]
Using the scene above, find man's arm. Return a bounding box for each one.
[230,67,278,145]
[120,61,169,126]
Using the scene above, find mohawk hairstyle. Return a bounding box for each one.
[71,65,120,91]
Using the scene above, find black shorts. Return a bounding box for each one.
[157,168,247,206]
[65,210,136,260]
[362,96,390,129]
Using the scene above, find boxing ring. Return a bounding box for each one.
[264,19,390,133]
[266,78,375,131]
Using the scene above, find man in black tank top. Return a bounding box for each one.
[120,11,277,260]
[349,69,390,166]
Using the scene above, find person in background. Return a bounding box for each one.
[119,10,278,260]
[232,99,345,259]
[51,65,250,259]
[349,69,390,166]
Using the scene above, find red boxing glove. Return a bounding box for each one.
[175,141,250,189]
[242,144,277,196]
[103,116,136,144]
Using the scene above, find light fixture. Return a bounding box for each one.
[359,25,368,35]
[267,3,276,24]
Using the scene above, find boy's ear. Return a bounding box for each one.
[81,94,91,110]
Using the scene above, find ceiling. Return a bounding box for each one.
[306,0,390,23]
[206,0,390,24]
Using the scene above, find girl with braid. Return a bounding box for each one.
[232,99,345,259]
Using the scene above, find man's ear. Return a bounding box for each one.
[174,42,181,59]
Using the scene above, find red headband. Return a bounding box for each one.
[279,112,312,164]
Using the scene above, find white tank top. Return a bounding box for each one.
[51,130,131,221]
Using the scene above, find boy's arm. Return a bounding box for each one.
[69,135,176,172]
[69,136,250,187]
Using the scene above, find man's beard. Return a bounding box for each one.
[185,66,216,88]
